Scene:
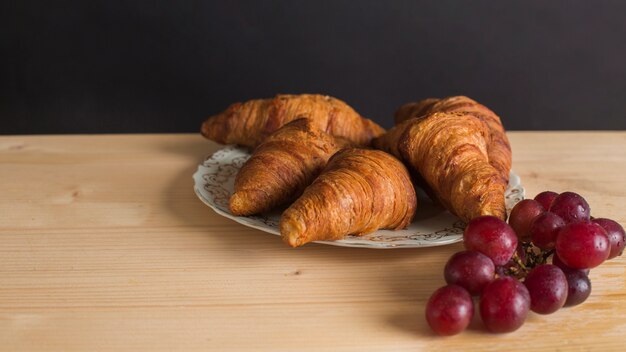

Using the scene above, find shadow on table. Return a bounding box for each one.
[158,137,478,336]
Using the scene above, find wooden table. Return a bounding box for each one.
[1,132,625,351]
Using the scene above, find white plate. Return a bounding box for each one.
[193,146,524,249]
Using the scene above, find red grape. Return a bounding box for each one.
[425,285,474,335]
[464,216,518,266]
[509,199,545,241]
[556,222,610,269]
[534,191,559,211]
[523,264,567,314]
[530,212,566,250]
[444,250,495,296]
[592,218,625,259]
[552,253,590,275]
[480,276,530,333]
[563,270,592,307]
[549,192,590,224]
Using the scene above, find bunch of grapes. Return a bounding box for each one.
[425,191,625,335]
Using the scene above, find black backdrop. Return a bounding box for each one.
[2,0,625,134]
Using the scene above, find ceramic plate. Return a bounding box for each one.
[193,146,524,248]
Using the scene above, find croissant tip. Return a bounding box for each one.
[200,119,210,137]
[200,113,231,144]
[229,191,260,216]
[279,217,306,248]
[285,237,301,248]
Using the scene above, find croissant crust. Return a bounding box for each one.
[394,96,511,182]
[374,112,508,222]
[229,118,346,216]
[201,94,385,148]
[280,148,417,247]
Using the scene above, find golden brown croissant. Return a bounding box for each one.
[280,148,417,247]
[373,112,508,222]
[229,118,347,216]
[201,94,385,148]
[394,96,511,181]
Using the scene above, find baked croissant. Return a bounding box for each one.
[373,112,508,222]
[229,118,347,216]
[280,148,417,247]
[394,96,511,181]
[201,94,385,148]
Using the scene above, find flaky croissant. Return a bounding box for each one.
[373,112,508,222]
[280,148,417,247]
[394,96,511,181]
[230,118,346,216]
[201,94,385,148]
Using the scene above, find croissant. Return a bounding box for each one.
[373,112,508,222]
[229,118,346,216]
[201,94,385,148]
[280,148,417,247]
[394,96,511,181]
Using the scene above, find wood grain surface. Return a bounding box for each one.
[1,132,625,351]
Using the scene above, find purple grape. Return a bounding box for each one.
[592,218,625,259]
[556,222,610,269]
[464,216,518,266]
[480,276,530,333]
[549,192,591,224]
[552,253,590,275]
[509,199,545,241]
[444,250,495,296]
[530,212,566,250]
[563,270,592,307]
[523,264,567,314]
[425,285,474,336]
[534,191,559,211]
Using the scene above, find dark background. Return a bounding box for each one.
[2,0,625,134]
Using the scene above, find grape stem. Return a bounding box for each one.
[503,243,555,280]
[513,252,528,272]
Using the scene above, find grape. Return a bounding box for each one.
[563,270,592,307]
[534,191,559,211]
[549,192,590,224]
[425,285,474,335]
[592,218,625,259]
[530,212,566,250]
[556,222,609,269]
[523,264,567,314]
[552,253,590,275]
[464,216,518,266]
[509,199,545,241]
[480,276,530,333]
[444,250,495,296]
